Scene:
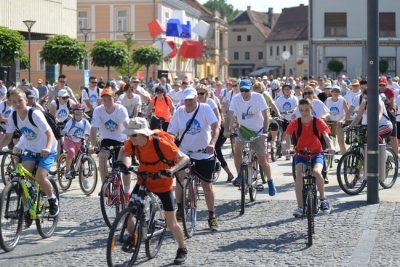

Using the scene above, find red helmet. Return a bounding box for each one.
[73,103,85,111]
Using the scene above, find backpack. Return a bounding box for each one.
[55,99,71,110]
[135,130,176,167]
[12,108,63,140]
[2,102,7,114]
[292,117,328,150]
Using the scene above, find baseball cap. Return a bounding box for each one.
[25,89,36,99]
[58,89,69,97]
[379,76,388,85]
[123,117,154,136]
[182,88,197,100]
[324,82,332,88]
[101,87,114,97]
[110,80,117,87]
[331,85,341,92]
[239,79,252,90]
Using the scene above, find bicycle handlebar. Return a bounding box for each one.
[0,150,42,158]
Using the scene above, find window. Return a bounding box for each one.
[283,45,286,51]
[258,52,263,60]
[39,57,46,71]
[234,52,239,60]
[237,35,241,42]
[325,13,347,37]
[78,11,89,31]
[245,52,250,60]
[303,44,309,56]
[270,46,273,57]
[290,45,293,56]
[276,46,280,57]
[325,57,347,74]
[117,10,128,32]
[380,57,396,75]
[247,35,251,41]
[380,13,396,37]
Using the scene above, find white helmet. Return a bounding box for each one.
[271,79,280,90]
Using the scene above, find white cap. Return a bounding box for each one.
[182,88,197,100]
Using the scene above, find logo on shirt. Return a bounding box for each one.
[73,128,84,138]
[20,127,37,141]
[283,102,292,111]
[105,119,118,132]
[89,94,98,105]
[58,109,68,120]
[186,119,201,135]
[330,107,340,116]
[241,105,255,120]
[4,110,11,117]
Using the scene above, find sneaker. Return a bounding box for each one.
[267,180,277,196]
[319,199,331,215]
[173,247,188,265]
[82,178,92,189]
[208,217,219,232]
[65,170,73,180]
[232,176,241,187]
[48,197,59,217]
[293,207,304,218]
[176,208,183,221]
[124,192,130,204]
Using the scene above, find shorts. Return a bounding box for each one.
[236,136,266,157]
[191,157,216,183]
[101,139,123,159]
[268,120,279,131]
[295,153,324,167]
[131,184,175,212]
[22,150,57,172]
[390,122,397,137]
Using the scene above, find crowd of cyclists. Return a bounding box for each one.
[0,72,399,264]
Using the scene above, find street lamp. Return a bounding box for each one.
[123,32,134,78]
[80,28,91,70]
[23,20,36,83]
[158,36,167,70]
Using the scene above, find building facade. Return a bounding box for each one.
[311,0,400,78]
[228,6,278,78]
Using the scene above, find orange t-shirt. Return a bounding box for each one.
[151,95,173,122]
[285,117,330,153]
[123,134,178,193]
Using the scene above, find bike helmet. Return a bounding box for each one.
[271,79,280,91]
[73,103,85,111]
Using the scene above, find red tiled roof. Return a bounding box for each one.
[183,0,213,16]
[230,9,279,39]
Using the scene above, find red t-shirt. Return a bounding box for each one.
[285,117,331,153]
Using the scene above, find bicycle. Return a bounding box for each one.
[56,135,98,195]
[106,166,166,266]
[234,133,265,215]
[337,125,398,195]
[0,151,59,252]
[1,149,16,186]
[99,145,126,228]
[325,120,339,169]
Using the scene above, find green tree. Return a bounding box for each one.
[19,51,29,70]
[379,59,389,75]
[91,40,128,80]
[203,0,239,22]
[327,60,344,77]
[131,46,162,81]
[40,35,86,74]
[0,26,24,66]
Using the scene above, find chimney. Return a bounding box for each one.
[267,7,273,28]
[247,6,251,11]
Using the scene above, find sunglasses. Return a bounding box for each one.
[59,80,66,83]
[197,92,206,96]
[130,134,138,138]
[62,96,69,100]
[232,85,237,87]
[240,89,250,93]
[303,92,313,95]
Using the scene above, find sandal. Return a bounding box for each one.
[226,174,234,183]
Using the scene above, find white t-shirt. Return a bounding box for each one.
[50,99,75,122]
[275,95,298,121]
[0,85,7,101]
[325,96,345,121]
[344,90,361,107]
[168,90,183,108]
[82,87,101,111]
[117,93,141,117]
[361,98,392,127]
[6,108,57,153]
[294,99,330,118]
[63,118,91,142]
[229,92,268,132]
[91,104,129,142]
[168,103,218,160]
[0,101,13,129]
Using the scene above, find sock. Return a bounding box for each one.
[208,210,215,219]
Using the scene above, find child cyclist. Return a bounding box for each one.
[62,104,91,181]
[283,99,335,217]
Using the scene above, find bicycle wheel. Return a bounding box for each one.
[181,177,197,238]
[240,165,248,215]
[336,151,366,195]
[100,177,125,228]
[145,200,166,259]
[270,143,276,162]
[0,181,23,252]
[78,156,98,195]
[107,207,142,267]
[1,153,16,186]
[249,161,259,202]
[305,189,314,247]
[36,179,60,238]
[56,154,72,191]
[276,140,282,159]
[380,148,398,189]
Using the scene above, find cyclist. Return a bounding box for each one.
[0,88,59,216]
[62,104,91,181]
[283,98,334,217]
[168,88,221,231]
[81,76,102,119]
[49,89,76,126]
[294,86,329,119]
[146,86,175,131]
[228,79,277,196]
[168,80,183,108]
[120,117,189,265]
[49,74,78,104]
[116,84,141,118]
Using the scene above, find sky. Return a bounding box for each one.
[197,0,309,13]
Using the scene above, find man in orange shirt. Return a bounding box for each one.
[119,117,189,265]
[283,99,334,217]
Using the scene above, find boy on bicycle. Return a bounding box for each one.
[0,88,59,217]
[120,117,189,265]
[283,98,334,217]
